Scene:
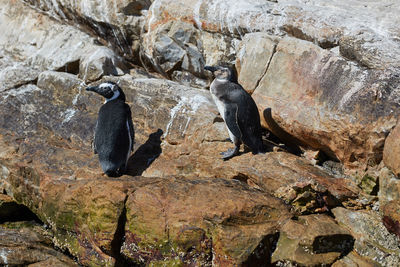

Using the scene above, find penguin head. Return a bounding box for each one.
[86,81,126,102]
[204,64,237,83]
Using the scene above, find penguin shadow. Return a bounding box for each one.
[262,108,303,156]
[125,129,163,176]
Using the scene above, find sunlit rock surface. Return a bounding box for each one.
[0,0,400,266]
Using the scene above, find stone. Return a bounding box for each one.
[383,120,400,177]
[0,221,77,266]
[0,0,128,86]
[79,46,129,82]
[332,207,400,266]
[143,0,400,70]
[378,167,400,208]
[271,214,354,266]
[332,251,380,267]
[252,36,400,171]
[22,0,144,59]
[122,177,292,266]
[381,200,400,239]
[144,139,361,214]
[236,33,279,93]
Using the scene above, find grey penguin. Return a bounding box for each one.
[205,64,264,159]
[86,81,134,177]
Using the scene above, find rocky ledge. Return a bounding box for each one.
[0,0,400,266]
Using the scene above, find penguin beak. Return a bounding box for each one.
[86,86,98,92]
[204,66,217,72]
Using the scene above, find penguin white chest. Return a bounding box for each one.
[210,80,227,121]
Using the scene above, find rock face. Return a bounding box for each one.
[1,0,400,266]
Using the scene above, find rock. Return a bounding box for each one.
[252,36,399,170]
[271,214,354,266]
[0,221,77,266]
[332,251,380,267]
[141,15,239,80]
[381,200,400,239]
[378,167,400,208]
[22,0,145,59]
[0,0,127,88]
[79,47,129,82]
[236,33,279,93]
[383,120,400,176]
[122,177,292,266]
[332,207,400,266]
[144,0,400,70]
[144,140,361,214]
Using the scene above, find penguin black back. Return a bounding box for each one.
[86,82,134,177]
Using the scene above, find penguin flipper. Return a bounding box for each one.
[223,103,242,140]
[92,121,98,154]
[125,104,135,152]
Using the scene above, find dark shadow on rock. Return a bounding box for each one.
[242,232,280,267]
[125,129,163,176]
[262,108,304,156]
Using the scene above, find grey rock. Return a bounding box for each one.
[333,207,400,267]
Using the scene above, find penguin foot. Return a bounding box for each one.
[220,146,239,160]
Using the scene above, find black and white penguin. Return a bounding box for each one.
[86,81,134,177]
[205,64,264,159]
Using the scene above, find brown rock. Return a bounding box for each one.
[383,120,400,176]
[381,200,400,239]
[0,221,77,266]
[252,36,399,170]
[144,134,360,214]
[122,177,292,266]
[271,214,354,266]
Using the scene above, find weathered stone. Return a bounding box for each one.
[0,221,77,266]
[143,0,400,70]
[271,214,354,266]
[79,46,129,82]
[381,200,400,239]
[144,137,361,214]
[252,36,399,170]
[22,0,144,59]
[332,207,400,266]
[236,33,279,93]
[383,120,400,177]
[332,251,380,267]
[378,167,400,208]
[122,177,292,266]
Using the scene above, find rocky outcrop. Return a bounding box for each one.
[383,120,400,176]
[1,0,400,266]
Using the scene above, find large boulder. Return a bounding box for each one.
[251,36,399,171]
[21,0,148,59]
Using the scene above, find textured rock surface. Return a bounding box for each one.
[383,120,400,176]
[0,221,77,266]
[271,214,353,266]
[122,178,291,266]
[1,0,400,266]
[333,207,400,266]
[251,36,399,171]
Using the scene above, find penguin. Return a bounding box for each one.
[86,81,134,177]
[205,64,264,159]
